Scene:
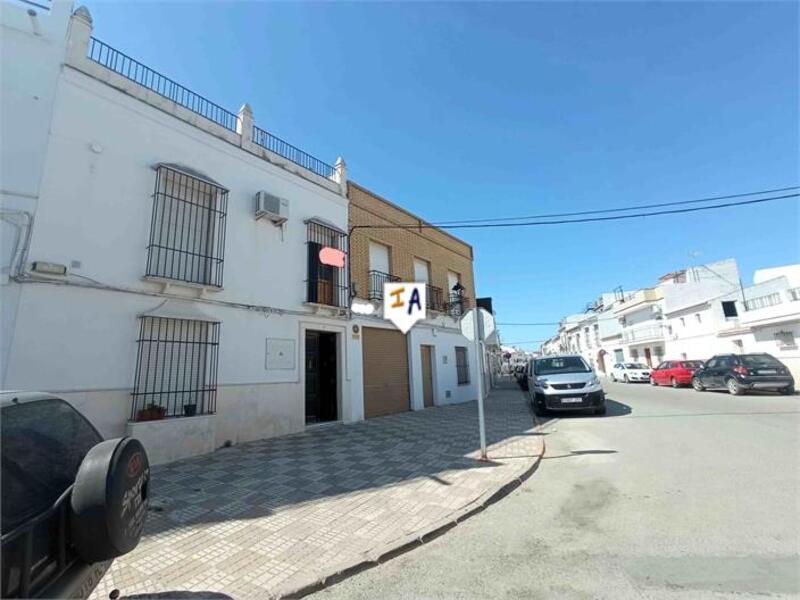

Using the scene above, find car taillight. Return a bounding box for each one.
[733,366,748,376]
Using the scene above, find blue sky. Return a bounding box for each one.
[86,1,799,349]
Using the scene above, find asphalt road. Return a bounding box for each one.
[314,380,800,599]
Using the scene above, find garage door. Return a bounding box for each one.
[362,327,410,418]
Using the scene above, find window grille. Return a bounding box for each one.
[306,220,348,307]
[131,316,219,420]
[146,165,228,287]
[455,346,470,385]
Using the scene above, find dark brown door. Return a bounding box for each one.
[305,331,338,424]
[421,345,434,408]
[644,347,652,367]
[362,328,410,418]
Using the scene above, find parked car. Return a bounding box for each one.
[514,364,528,390]
[528,355,606,416]
[692,353,795,396]
[610,362,652,383]
[650,360,705,387]
[1,392,150,599]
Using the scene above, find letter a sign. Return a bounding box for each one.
[383,282,427,334]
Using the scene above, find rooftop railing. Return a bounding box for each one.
[87,37,336,180]
[253,126,336,180]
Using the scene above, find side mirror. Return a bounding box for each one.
[70,437,150,563]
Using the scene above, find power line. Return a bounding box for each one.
[353,192,798,231]
[431,186,799,225]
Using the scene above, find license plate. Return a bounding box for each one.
[758,369,777,375]
[560,397,583,404]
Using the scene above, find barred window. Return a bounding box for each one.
[455,346,470,385]
[306,220,348,307]
[146,165,228,287]
[744,292,782,311]
[131,316,220,420]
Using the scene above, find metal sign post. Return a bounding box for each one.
[462,308,493,460]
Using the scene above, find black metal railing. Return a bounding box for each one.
[253,126,337,180]
[87,38,239,132]
[306,220,348,308]
[368,270,400,301]
[131,316,220,421]
[145,165,227,288]
[448,293,468,317]
[426,284,444,312]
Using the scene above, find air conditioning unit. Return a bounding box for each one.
[255,191,289,224]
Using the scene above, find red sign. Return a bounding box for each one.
[319,247,346,268]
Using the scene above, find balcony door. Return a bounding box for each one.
[369,241,391,298]
[414,258,430,284]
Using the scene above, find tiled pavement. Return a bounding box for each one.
[92,384,543,600]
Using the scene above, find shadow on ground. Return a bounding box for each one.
[141,382,536,538]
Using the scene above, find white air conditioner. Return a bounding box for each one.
[255,191,289,224]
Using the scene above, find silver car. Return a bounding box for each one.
[528,355,606,416]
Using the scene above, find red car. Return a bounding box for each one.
[651,360,705,387]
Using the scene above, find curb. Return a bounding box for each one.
[274,407,547,599]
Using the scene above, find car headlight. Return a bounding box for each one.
[535,379,549,388]
[589,376,600,386]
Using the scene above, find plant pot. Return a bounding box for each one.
[136,406,167,422]
[183,403,197,417]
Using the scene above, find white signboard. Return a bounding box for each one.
[460,308,495,341]
[383,282,427,334]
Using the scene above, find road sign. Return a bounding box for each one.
[460,308,495,341]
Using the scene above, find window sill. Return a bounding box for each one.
[143,275,223,294]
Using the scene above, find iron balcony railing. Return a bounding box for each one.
[307,280,349,308]
[427,284,444,312]
[86,38,336,181]
[253,126,337,180]
[622,325,665,344]
[448,293,468,318]
[368,270,400,301]
[87,37,239,131]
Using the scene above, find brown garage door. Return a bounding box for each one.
[362,327,410,418]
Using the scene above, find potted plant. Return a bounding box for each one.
[136,403,167,422]
[183,403,197,417]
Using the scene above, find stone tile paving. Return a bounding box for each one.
[92,385,542,600]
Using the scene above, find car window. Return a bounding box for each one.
[720,356,736,368]
[681,361,703,369]
[624,363,648,369]
[741,355,783,368]
[1,398,102,533]
[534,356,591,375]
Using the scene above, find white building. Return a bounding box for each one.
[666,263,800,380]
[2,4,356,465]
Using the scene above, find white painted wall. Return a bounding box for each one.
[1,7,357,464]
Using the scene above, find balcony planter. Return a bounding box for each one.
[136,404,167,422]
[183,403,197,418]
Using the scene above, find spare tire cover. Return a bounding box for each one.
[70,437,150,563]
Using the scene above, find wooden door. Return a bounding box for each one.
[421,345,434,408]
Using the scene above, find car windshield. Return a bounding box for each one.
[1,398,102,533]
[740,355,783,368]
[681,361,704,368]
[535,357,591,375]
[624,363,648,369]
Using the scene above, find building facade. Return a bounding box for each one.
[347,183,480,417]
[2,5,359,464]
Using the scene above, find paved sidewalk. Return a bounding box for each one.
[92,385,543,599]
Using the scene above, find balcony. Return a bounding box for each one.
[448,293,469,318]
[368,270,400,301]
[426,284,445,312]
[622,325,665,344]
[614,287,663,316]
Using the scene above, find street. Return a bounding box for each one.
[314,381,800,599]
